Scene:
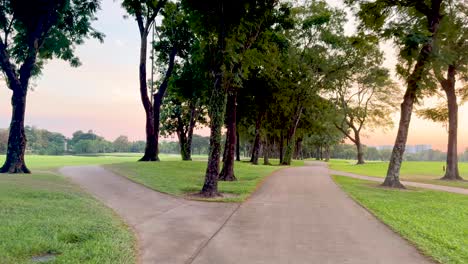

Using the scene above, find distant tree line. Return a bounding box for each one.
[0,127,148,155]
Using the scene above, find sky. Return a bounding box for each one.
[0,0,467,152]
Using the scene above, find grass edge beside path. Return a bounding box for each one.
[333,175,468,264]
[328,159,468,189]
[0,171,137,264]
[105,159,304,203]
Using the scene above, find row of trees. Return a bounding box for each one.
[346,0,468,186]
[131,0,468,193]
[125,0,402,197]
[0,0,466,195]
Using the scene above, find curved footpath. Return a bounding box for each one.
[59,163,433,264]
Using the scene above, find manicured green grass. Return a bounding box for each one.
[107,159,303,202]
[329,159,468,189]
[0,155,136,264]
[0,153,206,170]
[333,176,468,264]
[0,154,138,170]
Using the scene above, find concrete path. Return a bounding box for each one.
[60,163,433,264]
[330,169,468,195]
[59,166,238,264]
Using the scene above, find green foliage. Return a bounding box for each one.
[328,33,399,144]
[416,104,449,123]
[420,1,468,122]
[121,0,166,30]
[0,0,103,81]
[68,130,145,154]
[24,126,66,155]
[334,176,468,264]
[346,0,450,97]
[0,126,147,155]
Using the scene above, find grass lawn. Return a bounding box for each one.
[333,176,468,264]
[0,155,136,264]
[107,159,304,202]
[0,153,195,170]
[329,159,468,189]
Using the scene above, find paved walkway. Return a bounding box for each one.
[59,163,433,264]
[59,166,238,264]
[330,169,468,195]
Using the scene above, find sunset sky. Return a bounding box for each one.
[0,0,467,152]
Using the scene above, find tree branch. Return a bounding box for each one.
[0,35,19,90]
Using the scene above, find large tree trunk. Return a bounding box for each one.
[281,107,302,165]
[153,47,177,161]
[384,3,442,188]
[183,102,198,161]
[200,70,226,197]
[177,132,189,160]
[250,111,263,165]
[139,34,158,161]
[263,136,271,165]
[279,131,284,164]
[383,92,414,188]
[175,104,194,161]
[324,145,331,162]
[219,90,237,181]
[294,137,303,160]
[355,132,365,165]
[441,65,462,180]
[236,129,241,161]
[1,89,30,173]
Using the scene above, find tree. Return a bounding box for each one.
[160,93,207,160]
[159,37,209,161]
[191,134,210,155]
[0,129,8,154]
[185,0,278,196]
[122,0,166,161]
[152,2,193,161]
[330,37,398,164]
[0,0,103,173]
[218,2,284,180]
[278,1,346,165]
[113,135,131,153]
[349,0,446,188]
[25,126,66,155]
[299,98,344,162]
[418,2,467,180]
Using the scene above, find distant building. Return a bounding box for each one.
[375,145,393,151]
[375,144,432,154]
[376,145,393,151]
[414,144,432,153]
[406,145,416,154]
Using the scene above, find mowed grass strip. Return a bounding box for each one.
[0,153,196,170]
[0,154,139,170]
[0,155,138,264]
[107,159,303,202]
[0,172,136,264]
[333,175,468,264]
[329,159,468,189]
